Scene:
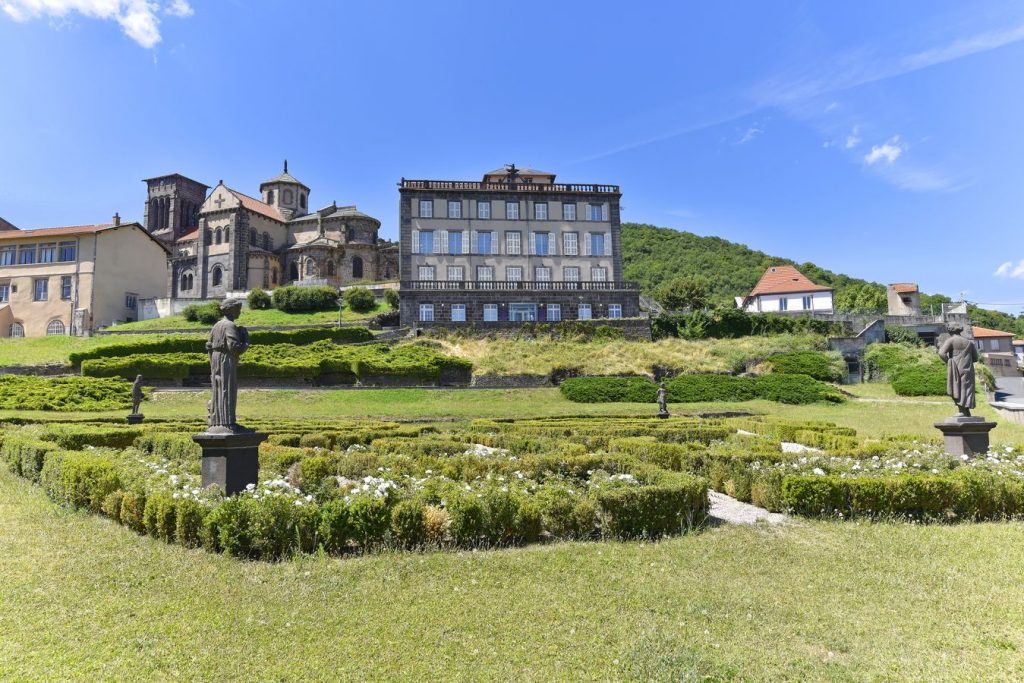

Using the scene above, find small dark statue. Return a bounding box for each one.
[937,322,978,417]
[656,382,670,419]
[127,374,145,424]
[206,299,251,434]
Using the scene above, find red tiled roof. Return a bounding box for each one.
[749,265,832,296]
[0,223,115,240]
[972,325,1014,339]
[890,283,918,294]
[1014,339,1024,346]
[176,229,199,242]
[227,188,284,222]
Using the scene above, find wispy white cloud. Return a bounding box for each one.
[164,0,191,18]
[863,136,904,165]
[736,124,764,144]
[844,125,861,149]
[994,260,1024,279]
[0,0,192,48]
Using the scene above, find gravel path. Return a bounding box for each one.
[708,490,788,526]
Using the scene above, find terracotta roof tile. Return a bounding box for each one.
[890,283,918,294]
[176,229,199,242]
[226,188,284,222]
[0,223,115,240]
[971,325,1014,339]
[749,265,832,296]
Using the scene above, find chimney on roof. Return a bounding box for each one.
[113,213,121,226]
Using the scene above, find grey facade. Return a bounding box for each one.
[398,165,640,328]
[143,174,209,244]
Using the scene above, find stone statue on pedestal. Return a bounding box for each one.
[206,298,250,434]
[127,373,145,424]
[937,322,978,417]
[656,382,669,419]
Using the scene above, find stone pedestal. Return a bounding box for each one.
[656,410,670,420]
[933,416,997,457]
[126,413,145,425]
[193,431,268,496]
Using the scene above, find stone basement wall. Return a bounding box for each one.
[411,317,652,341]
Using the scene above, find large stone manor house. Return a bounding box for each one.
[143,163,397,299]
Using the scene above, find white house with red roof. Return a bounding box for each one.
[738,265,834,314]
[971,325,1020,377]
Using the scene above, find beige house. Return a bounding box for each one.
[0,217,169,337]
[887,283,921,316]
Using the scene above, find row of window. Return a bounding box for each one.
[417,265,608,282]
[419,199,608,222]
[8,319,67,337]
[418,302,623,323]
[776,296,815,312]
[412,230,609,256]
[0,276,74,303]
[0,241,77,266]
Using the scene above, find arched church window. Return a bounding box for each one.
[224,227,230,243]
[289,262,299,281]
[346,227,355,242]
[305,259,317,277]
[272,269,278,285]
[263,232,271,250]
[250,229,258,246]
[187,273,194,290]
[267,189,274,205]
[211,265,223,287]
[300,193,306,209]
[352,256,364,279]
[327,260,336,277]
[283,189,294,204]
[9,322,25,338]
[46,319,65,336]
[214,228,222,245]
[180,272,190,291]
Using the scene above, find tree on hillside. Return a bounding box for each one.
[655,275,711,311]
[833,283,887,313]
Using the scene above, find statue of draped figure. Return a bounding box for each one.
[937,322,978,417]
[206,299,250,432]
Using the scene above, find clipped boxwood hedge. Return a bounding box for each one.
[0,375,134,411]
[766,351,843,382]
[891,365,947,396]
[559,376,658,403]
[560,373,843,405]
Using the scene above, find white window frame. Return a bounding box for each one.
[46,319,65,336]
[535,266,551,282]
[447,266,465,281]
[448,200,462,218]
[506,201,520,220]
[505,231,521,255]
[802,295,812,310]
[578,303,592,320]
[0,283,8,303]
[448,230,462,255]
[477,201,491,219]
[534,202,548,220]
[587,203,608,221]
[563,266,580,282]
[608,304,622,319]
[483,304,498,322]
[563,203,576,221]
[418,266,436,281]
[779,298,788,311]
[418,230,434,255]
[419,304,435,322]
[591,267,607,282]
[9,322,24,338]
[563,232,578,256]
[419,199,433,218]
[33,278,48,301]
[506,266,523,282]
[547,304,561,322]
[451,304,466,322]
[476,266,494,282]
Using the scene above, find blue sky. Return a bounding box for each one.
[1,0,1023,311]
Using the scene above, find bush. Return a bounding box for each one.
[0,375,134,411]
[248,287,272,310]
[596,471,708,539]
[891,365,948,396]
[885,325,923,345]
[384,288,400,311]
[343,287,377,313]
[183,302,222,325]
[559,376,657,403]
[41,450,122,513]
[652,309,846,340]
[766,351,843,382]
[272,285,338,313]
[753,373,844,404]
[665,374,757,402]
[390,500,427,548]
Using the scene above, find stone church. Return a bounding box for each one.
[143,163,397,299]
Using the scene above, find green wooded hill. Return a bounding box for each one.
[621,223,873,304]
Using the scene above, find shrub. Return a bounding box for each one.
[390,500,427,548]
[272,285,338,313]
[665,374,757,403]
[447,492,488,546]
[348,496,392,550]
[41,450,121,513]
[559,376,657,403]
[2,435,58,481]
[596,470,708,539]
[766,351,843,382]
[652,309,846,340]
[175,498,207,548]
[885,325,923,345]
[41,424,142,450]
[384,288,400,311]
[119,491,147,533]
[343,287,377,313]
[0,375,134,411]
[248,287,272,310]
[753,373,844,404]
[891,365,948,396]
[183,301,222,325]
[319,499,353,554]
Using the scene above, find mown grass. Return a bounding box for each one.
[107,302,389,331]
[0,334,194,367]
[433,332,826,377]
[2,467,1023,680]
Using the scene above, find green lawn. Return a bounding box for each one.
[0,334,189,367]
[2,467,1023,680]
[106,303,390,332]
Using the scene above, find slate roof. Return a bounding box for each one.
[748,265,832,296]
[971,325,1014,339]
[288,204,378,223]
